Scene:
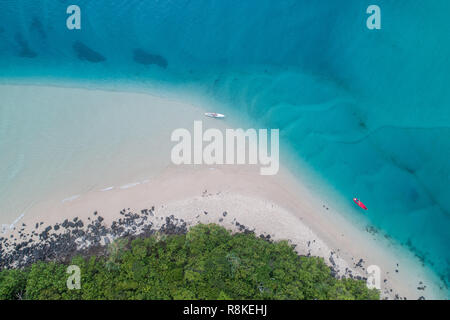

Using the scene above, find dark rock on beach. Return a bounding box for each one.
[355,258,364,268]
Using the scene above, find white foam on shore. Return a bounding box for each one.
[62,195,81,203]
[11,213,25,225]
[1,213,26,232]
[119,182,141,190]
[100,186,114,192]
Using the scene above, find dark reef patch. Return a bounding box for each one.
[358,119,367,129]
[31,17,47,39]
[133,49,168,68]
[14,33,37,58]
[365,225,379,235]
[73,41,106,63]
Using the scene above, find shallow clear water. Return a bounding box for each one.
[0,0,449,290]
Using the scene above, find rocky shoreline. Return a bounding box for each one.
[0,203,415,300]
[0,207,189,270]
[0,207,280,272]
[0,206,339,275]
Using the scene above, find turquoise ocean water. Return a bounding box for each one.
[0,1,449,292]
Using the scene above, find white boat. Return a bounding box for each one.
[204,112,225,119]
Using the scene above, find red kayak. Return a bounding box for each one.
[353,198,368,210]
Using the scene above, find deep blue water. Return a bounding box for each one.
[0,0,449,290]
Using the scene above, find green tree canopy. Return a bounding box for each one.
[0,224,379,300]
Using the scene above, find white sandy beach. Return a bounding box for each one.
[0,84,446,300]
